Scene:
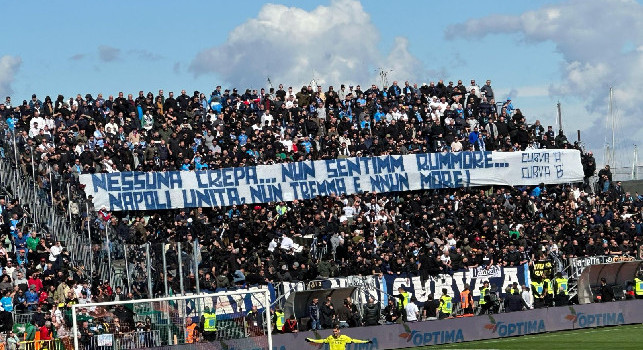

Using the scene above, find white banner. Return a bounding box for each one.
[470,265,503,278]
[96,334,113,346]
[568,255,638,278]
[80,150,583,211]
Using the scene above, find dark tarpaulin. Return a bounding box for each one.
[283,287,357,319]
[577,260,643,304]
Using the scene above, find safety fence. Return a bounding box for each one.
[81,330,161,350]
[15,331,160,350]
[17,339,66,350]
[0,131,93,281]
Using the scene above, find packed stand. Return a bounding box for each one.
[1,78,641,340]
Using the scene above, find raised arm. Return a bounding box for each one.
[305,338,328,344]
[348,337,373,344]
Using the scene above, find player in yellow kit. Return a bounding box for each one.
[305,325,372,350]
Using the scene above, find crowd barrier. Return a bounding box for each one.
[83,330,161,349]
[271,299,643,349]
[18,339,65,350]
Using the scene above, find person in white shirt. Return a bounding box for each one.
[451,138,463,152]
[285,95,295,109]
[49,241,63,263]
[405,297,420,322]
[28,122,41,138]
[105,118,118,135]
[280,134,294,152]
[429,96,441,111]
[338,133,352,147]
[267,238,278,253]
[280,235,294,251]
[260,110,273,126]
[342,205,355,218]
[3,260,16,279]
[445,234,457,250]
[522,285,534,309]
[29,111,45,131]
[285,87,295,100]
[440,249,452,269]
[437,97,449,116]
[43,115,55,130]
[469,80,481,98]
[51,304,64,327]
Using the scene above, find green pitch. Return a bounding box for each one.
[411,324,642,350]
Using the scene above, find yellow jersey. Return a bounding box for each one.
[308,335,370,350]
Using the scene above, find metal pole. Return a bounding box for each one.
[12,131,19,192]
[49,165,54,236]
[193,239,200,295]
[146,243,153,298]
[49,165,54,206]
[265,289,273,350]
[106,224,112,287]
[193,239,201,317]
[556,101,563,133]
[124,245,131,294]
[633,145,639,181]
[162,243,168,297]
[72,304,79,350]
[67,182,72,223]
[86,203,94,285]
[177,242,184,296]
[31,148,36,204]
[609,87,615,168]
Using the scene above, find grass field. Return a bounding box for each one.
[411,324,643,349]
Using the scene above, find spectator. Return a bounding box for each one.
[522,285,534,309]
[422,294,439,320]
[308,297,321,330]
[598,277,614,302]
[283,315,298,333]
[361,297,380,326]
[383,299,401,325]
[320,298,336,329]
[405,296,420,322]
[503,286,528,312]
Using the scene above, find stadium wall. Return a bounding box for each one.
[269,300,643,350]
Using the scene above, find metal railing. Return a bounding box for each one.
[18,338,66,350]
[81,330,161,350]
[0,134,93,282]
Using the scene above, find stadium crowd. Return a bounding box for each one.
[0,78,642,344]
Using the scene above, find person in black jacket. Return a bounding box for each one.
[362,297,380,326]
[320,299,336,329]
[382,299,400,325]
[598,277,614,302]
[503,287,528,312]
[422,294,439,320]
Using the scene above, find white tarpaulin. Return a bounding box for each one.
[80,150,583,211]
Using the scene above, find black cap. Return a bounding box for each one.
[32,94,37,98]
